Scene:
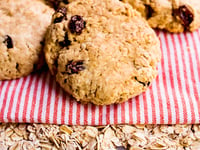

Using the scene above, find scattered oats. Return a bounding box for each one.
[134,125,145,129]
[39,143,52,150]
[10,133,23,141]
[60,125,73,135]
[5,128,14,137]
[0,123,200,149]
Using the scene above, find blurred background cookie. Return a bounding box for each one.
[123,0,200,32]
[0,0,54,80]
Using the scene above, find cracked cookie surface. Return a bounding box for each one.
[0,0,54,80]
[44,0,161,105]
[123,0,200,32]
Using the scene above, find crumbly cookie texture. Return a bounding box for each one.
[123,0,200,32]
[44,0,161,105]
[0,0,54,80]
[1,123,200,149]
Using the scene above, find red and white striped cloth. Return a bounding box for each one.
[0,29,200,125]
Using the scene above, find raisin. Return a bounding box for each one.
[65,60,85,75]
[54,7,67,23]
[145,5,154,19]
[68,15,86,34]
[135,77,150,86]
[59,33,71,47]
[173,5,194,28]
[116,146,126,150]
[3,35,13,49]
[48,0,68,10]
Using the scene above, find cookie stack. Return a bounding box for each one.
[0,0,199,105]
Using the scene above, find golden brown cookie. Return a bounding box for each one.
[44,0,161,105]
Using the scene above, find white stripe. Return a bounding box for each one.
[18,76,31,122]
[174,34,191,123]
[132,98,137,124]
[110,104,114,124]
[145,90,152,123]
[41,73,50,123]
[124,101,129,124]
[79,103,84,124]
[57,89,63,124]
[49,81,56,124]
[139,95,144,124]
[72,101,77,125]
[34,75,43,123]
[117,104,122,124]
[11,78,23,122]
[25,76,37,122]
[0,82,9,111]
[95,105,99,125]
[168,34,184,124]
[3,80,16,122]
[102,106,106,125]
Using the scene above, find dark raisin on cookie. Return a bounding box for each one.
[59,33,71,47]
[145,5,154,19]
[68,15,86,34]
[48,0,68,10]
[65,60,85,75]
[54,7,67,23]
[135,77,150,87]
[173,5,194,28]
[3,35,13,49]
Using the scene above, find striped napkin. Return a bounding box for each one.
[0,29,200,125]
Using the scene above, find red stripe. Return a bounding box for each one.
[143,93,148,124]
[114,104,118,124]
[106,105,110,124]
[45,74,54,123]
[135,96,140,124]
[99,106,103,125]
[68,98,73,124]
[121,102,125,123]
[76,101,81,125]
[15,77,28,122]
[53,84,60,124]
[177,34,193,123]
[0,81,12,122]
[91,104,96,125]
[22,75,35,122]
[128,99,133,124]
[84,104,88,125]
[7,79,20,122]
[38,72,48,123]
[61,92,67,124]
